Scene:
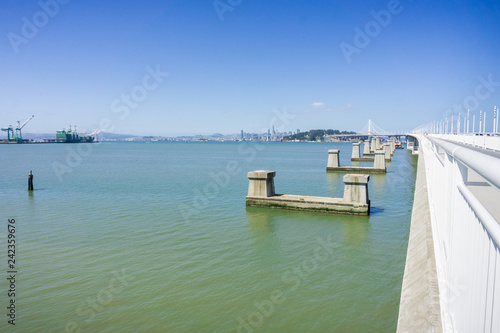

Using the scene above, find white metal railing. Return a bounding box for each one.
[411,107,500,135]
[430,133,500,152]
[416,134,500,332]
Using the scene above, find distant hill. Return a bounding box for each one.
[284,129,357,141]
[98,132,137,140]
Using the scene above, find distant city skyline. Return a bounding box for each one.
[1,1,499,136]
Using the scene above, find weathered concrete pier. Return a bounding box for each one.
[384,143,391,160]
[351,141,375,162]
[363,140,370,155]
[352,139,395,162]
[328,149,386,174]
[370,137,376,154]
[246,170,370,215]
[351,142,361,159]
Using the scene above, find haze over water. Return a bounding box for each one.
[0,141,417,332]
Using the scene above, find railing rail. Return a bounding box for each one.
[431,133,500,152]
[414,134,500,332]
[428,136,500,191]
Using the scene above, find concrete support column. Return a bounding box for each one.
[363,140,370,155]
[375,137,381,150]
[343,174,370,204]
[351,142,361,159]
[374,150,386,170]
[384,144,391,160]
[370,138,376,152]
[390,138,396,154]
[327,149,340,168]
[247,170,276,197]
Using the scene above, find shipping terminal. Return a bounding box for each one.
[1,115,99,144]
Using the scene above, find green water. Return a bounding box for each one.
[0,142,417,332]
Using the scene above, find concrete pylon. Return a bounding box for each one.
[370,138,376,152]
[384,144,391,160]
[375,137,381,150]
[343,174,370,204]
[374,150,386,170]
[363,140,370,155]
[247,170,275,197]
[351,142,361,159]
[390,138,395,154]
[327,150,340,168]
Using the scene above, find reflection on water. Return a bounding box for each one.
[371,173,388,187]
[246,205,370,250]
[325,172,343,195]
[342,218,370,249]
[246,206,276,234]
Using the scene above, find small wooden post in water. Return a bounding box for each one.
[28,170,33,191]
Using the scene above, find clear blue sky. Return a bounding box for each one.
[1,0,499,136]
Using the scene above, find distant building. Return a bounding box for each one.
[297,129,300,134]
[241,130,244,139]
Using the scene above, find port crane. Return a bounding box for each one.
[15,115,34,142]
[1,124,14,141]
[2,115,34,142]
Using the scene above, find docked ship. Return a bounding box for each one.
[55,129,95,143]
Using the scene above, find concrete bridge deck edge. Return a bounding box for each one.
[397,147,443,332]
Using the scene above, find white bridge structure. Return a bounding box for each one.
[359,119,393,136]
[328,119,404,139]
[398,131,500,332]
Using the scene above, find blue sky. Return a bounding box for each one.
[1,0,499,136]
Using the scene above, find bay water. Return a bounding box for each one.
[0,141,417,332]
